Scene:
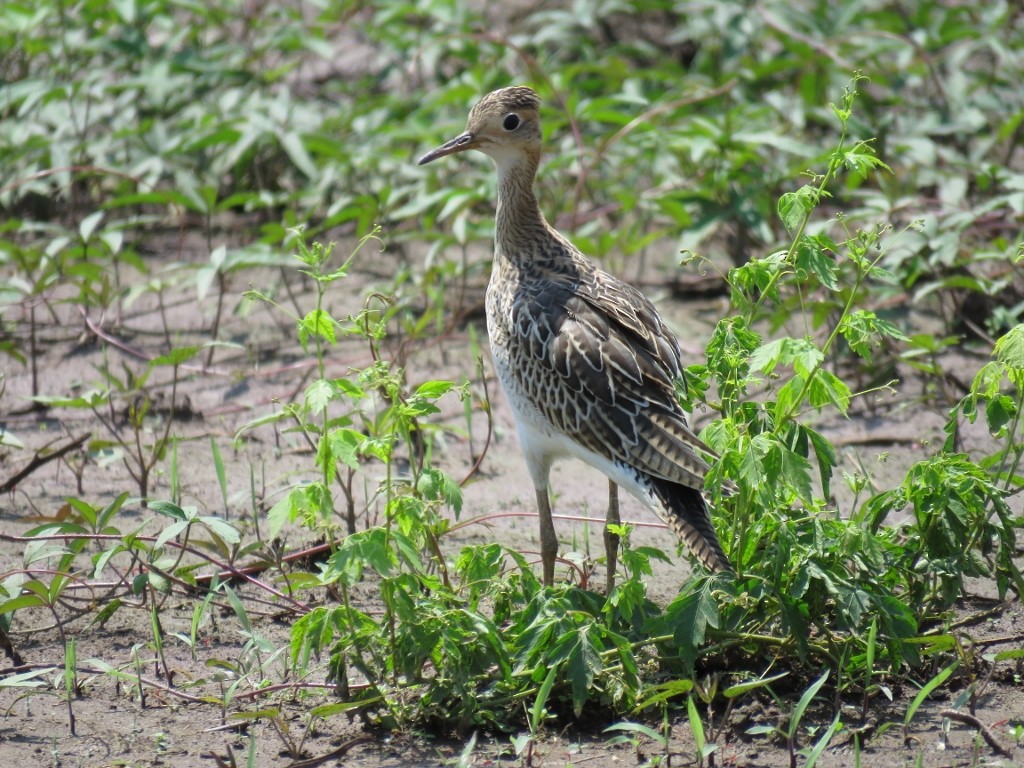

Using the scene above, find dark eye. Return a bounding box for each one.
[502,113,521,131]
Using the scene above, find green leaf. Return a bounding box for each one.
[667,577,721,661]
[803,426,837,500]
[322,527,398,586]
[724,671,789,698]
[79,210,104,242]
[805,369,851,414]
[604,721,667,742]
[280,131,318,178]
[267,483,330,539]
[0,668,51,689]
[416,467,463,515]
[32,391,109,409]
[985,394,1016,436]
[789,669,829,739]
[223,585,251,632]
[839,310,908,358]
[688,694,707,757]
[298,309,336,346]
[210,438,228,510]
[994,324,1024,368]
[197,516,241,545]
[750,337,822,378]
[305,379,333,412]
[803,711,842,765]
[414,380,455,399]
[905,661,959,728]
[530,663,558,732]
[554,624,603,717]
[150,501,188,521]
[778,185,817,232]
[795,236,839,291]
[0,592,49,614]
[150,346,201,367]
[154,519,189,549]
[635,678,695,709]
[325,428,366,471]
[776,445,814,503]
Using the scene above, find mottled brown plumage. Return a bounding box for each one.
[419,86,731,586]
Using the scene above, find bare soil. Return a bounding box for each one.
[1,234,1022,767]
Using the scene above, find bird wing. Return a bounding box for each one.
[507,267,715,491]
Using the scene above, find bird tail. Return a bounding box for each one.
[650,479,732,574]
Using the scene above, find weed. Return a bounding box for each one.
[1,1,1023,763]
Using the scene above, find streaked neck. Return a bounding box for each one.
[491,149,551,263]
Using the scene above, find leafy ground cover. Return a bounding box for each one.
[2,1,1024,766]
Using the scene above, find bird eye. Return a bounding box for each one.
[502,113,521,131]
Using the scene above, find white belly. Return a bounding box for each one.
[490,345,653,508]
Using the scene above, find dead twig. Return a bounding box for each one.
[284,735,375,768]
[940,709,1013,757]
[0,433,88,494]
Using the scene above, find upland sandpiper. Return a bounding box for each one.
[419,86,732,587]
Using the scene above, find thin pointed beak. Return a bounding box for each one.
[417,131,477,165]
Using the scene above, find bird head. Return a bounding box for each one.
[418,86,542,168]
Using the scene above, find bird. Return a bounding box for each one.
[418,86,732,588]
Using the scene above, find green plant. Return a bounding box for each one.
[748,671,834,768]
[2,2,1024,763]
[604,720,668,767]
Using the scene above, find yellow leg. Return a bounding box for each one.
[605,480,621,593]
[537,488,557,586]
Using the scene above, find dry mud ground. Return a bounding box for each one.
[2,234,1023,767]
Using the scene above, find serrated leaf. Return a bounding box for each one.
[839,310,907,358]
[559,625,602,717]
[416,467,463,515]
[994,324,1024,369]
[777,445,814,503]
[322,527,397,586]
[299,308,336,345]
[668,577,721,653]
[328,428,365,471]
[985,394,1016,436]
[305,378,333,412]
[795,236,839,291]
[750,337,822,377]
[267,487,304,539]
[806,369,851,414]
[804,426,837,499]
[414,380,455,399]
[778,185,817,231]
[150,346,201,367]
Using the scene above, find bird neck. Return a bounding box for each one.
[492,150,558,268]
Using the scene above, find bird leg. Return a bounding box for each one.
[536,487,557,586]
[605,479,621,593]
